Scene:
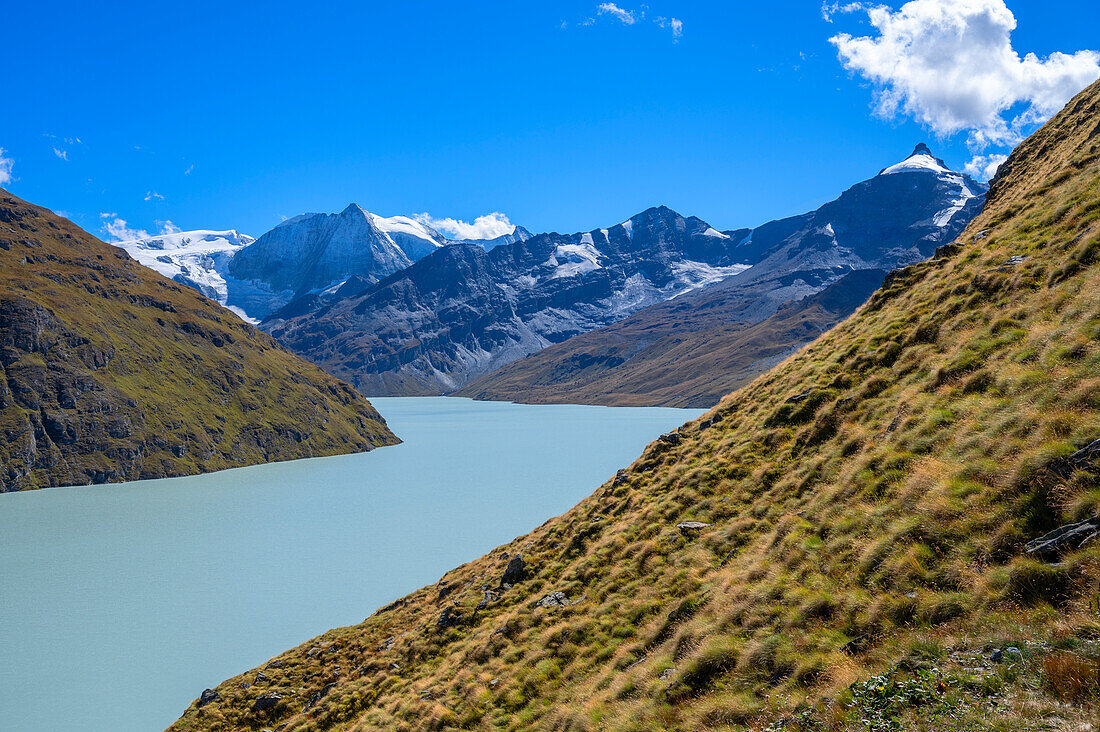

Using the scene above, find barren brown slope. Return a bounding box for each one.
[171,79,1100,732]
[0,190,398,491]
[457,269,887,408]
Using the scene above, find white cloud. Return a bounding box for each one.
[184,164,194,175]
[821,2,869,23]
[98,214,180,243]
[0,149,13,186]
[829,0,1100,152]
[414,212,517,241]
[656,16,684,40]
[598,2,635,25]
[964,152,1009,181]
[99,214,149,242]
[144,190,165,201]
[53,147,69,161]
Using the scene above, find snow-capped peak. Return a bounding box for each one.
[369,213,447,246]
[880,144,954,176]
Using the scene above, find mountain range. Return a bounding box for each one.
[458,144,987,407]
[260,207,757,395]
[259,145,985,399]
[113,206,533,321]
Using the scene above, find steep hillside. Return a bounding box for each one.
[172,79,1100,732]
[0,191,398,492]
[458,270,886,408]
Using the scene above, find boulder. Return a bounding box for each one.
[476,589,499,613]
[676,521,712,537]
[500,555,526,586]
[437,606,462,631]
[1024,517,1100,559]
[535,591,572,609]
[658,432,683,446]
[304,682,337,711]
[251,693,282,714]
[197,688,220,707]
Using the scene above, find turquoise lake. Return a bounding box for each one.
[0,397,702,732]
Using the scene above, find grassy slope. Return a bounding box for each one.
[172,80,1100,731]
[456,270,887,409]
[0,191,398,491]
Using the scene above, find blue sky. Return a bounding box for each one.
[3,0,1098,240]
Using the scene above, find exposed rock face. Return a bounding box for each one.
[1025,517,1100,560]
[197,689,220,708]
[250,693,281,714]
[500,555,526,586]
[0,190,398,492]
[437,607,462,631]
[535,591,572,609]
[264,147,984,397]
[676,522,712,537]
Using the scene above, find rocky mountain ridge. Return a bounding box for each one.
[458,145,987,407]
[260,206,757,394]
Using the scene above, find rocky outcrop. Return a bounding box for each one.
[1025,518,1100,560]
[500,555,526,586]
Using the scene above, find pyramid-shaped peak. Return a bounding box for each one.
[880,144,954,177]
[340,203,369,217]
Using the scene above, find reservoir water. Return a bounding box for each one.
[0,397,702,732]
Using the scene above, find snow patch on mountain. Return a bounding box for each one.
[550,238,603,279]
[670,260,753,295]
[932,178,980,227]
[113,229,255,316]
